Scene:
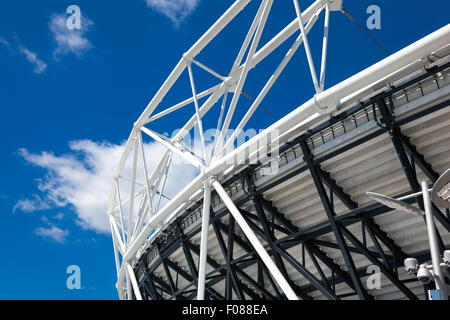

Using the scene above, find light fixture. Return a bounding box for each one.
[431,168,450,208]
[367,180,449,300]
[366,192,424,216]
[404,257,419,274]
[444,250,450,265]
[416,265,433,284]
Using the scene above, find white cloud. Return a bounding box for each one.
[49,13,93,59]
[13,194,51,213]
[54,213,64,220]
[0,36,47,74]
[0,37,10,47]
[18,139,198,234]
[34,225,69,243]
[18,46,47,74]
[144,0,200,27]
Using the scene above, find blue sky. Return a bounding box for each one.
[0,0,448,299]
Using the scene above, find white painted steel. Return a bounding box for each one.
[205,24,450,178]
[293,0,320,92]
[106,0,450,299]
[126,263,143,300]
[422,181,449,300]
[213,0,273,158]
[212,180,299,300]
[319,3,330,91]
[187,63,208,162]
[147,68,450,300]
[141,126,205,171]
[220,6,323,154]
[197,184,212,300]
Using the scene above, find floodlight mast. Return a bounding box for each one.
[422,182,449,300]
[106,0,450,300]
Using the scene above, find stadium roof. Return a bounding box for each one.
[107,0,450,300]
[131,38,450,300]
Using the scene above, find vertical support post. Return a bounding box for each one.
[421,181,448,300]
[126,274,133,300]
[197,183,212,300]
[126,263,143,300]
[212,180,299,300]
[127,139,139,246]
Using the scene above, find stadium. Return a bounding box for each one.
[106,0,450,300]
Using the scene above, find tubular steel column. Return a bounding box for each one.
[126,263,143,300]
[421,181,448,300]
[197,184,212,300]
[212,180,299,300]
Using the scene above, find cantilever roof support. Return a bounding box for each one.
[212,179,299,300]
[197,183,212,300]
[126,263,143,300]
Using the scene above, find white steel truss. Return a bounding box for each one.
[106,0,450,300]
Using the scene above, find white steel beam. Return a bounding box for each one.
[126,263,143,300]
[319,2,330,91]
[135,0,252,127]
[171,83,227,143]
[187,63,208,162]
[422,181,449,300]
[127,139,139,246]
[126,274,132,300]
[145,84,221,124]
[110,0,326,184]
[137,132,154,216]
[293,0,320,92]
[251,0,327,70]
[110,217,126,255]
[108,0,450,299]
[155,153,172,212]
[216,90,228,141]
[197,183,212,300]
[212,179,298,300]
[141,126,205,171]
[316,24,450,109]
[192,59,226,82]
[117,23,450,272]
[109,218,122,276]
[204,24,450,177]
[112,0,253,185]
[220,6,323,153]
[214,0,273,157]
[115,179,127,243]
[229,0,270,76]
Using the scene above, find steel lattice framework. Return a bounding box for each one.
[106,0,450,300]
